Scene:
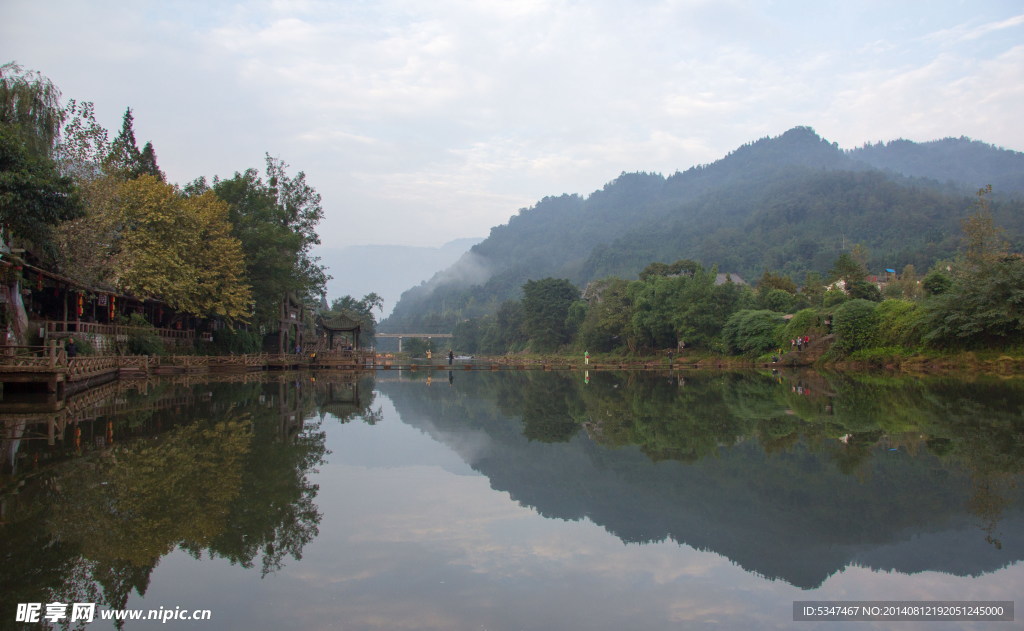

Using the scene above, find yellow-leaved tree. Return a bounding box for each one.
[101,175,251,321]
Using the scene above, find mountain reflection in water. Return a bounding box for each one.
[1,369,1021,629]
[377,370,1024,590]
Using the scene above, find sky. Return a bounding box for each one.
[3,1,1023,250]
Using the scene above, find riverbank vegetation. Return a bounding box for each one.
[449,186,1023,370]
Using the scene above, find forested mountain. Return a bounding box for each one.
[382,127,1024,333]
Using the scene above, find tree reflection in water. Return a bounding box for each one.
[379,369,1024,588]
[0,374,376,622]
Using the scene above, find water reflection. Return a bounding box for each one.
[1,368,1022,629]
[0,373,376,623]
[376,370,1024,589]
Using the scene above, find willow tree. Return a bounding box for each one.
[0,62,63,156]
[0,63,82,251]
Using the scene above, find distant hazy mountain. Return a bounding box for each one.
[318,237,482,318]
[382,126,1024,333]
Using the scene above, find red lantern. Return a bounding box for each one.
[77,293,84,317]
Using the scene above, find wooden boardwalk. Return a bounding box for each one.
[1,346,732,394]
[0,346,122,394]
[0,346,377,393]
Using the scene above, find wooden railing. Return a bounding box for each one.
[45,320,195,342]
[208,354,269,369]
[0,345,62,369]
[67,356,120,379]
[0,348,377,381]
[151,355,209,370]
[0,346,120,381]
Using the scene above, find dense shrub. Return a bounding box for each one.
[921,270,953,296]
[847,280,883,302]
[923,255,1024,348]
[115,313,165,356]
[784,308,826,340]
[759,289,798,313]
[210,327,262,354]
[722,309,786,355]
[832,299,879,354]
[822,288,849,307]
[874,299,926,348]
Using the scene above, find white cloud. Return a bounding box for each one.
[2,0,1022,246]
[927,12,1024,43]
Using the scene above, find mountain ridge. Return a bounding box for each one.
[382,127,1024,333]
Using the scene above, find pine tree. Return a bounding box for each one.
[961,185,1007,272]
[138,141,164,180]
[104,107,143,179]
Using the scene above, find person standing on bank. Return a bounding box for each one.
[448,349,454,365]
[584,350,590,365]
[65,337,77,358]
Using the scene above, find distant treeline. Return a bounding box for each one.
[442,188,1023,358]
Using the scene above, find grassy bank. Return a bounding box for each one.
[458,347,1024,375]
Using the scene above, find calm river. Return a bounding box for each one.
[1,369,1022,630]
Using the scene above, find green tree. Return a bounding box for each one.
[832,299,879,353]
[265,154,327,290]
[638,258,700,281]
[922,192,1022,348]
[326,293,383,339]
[481,300,526,352]
[627,274,678,349]
[830,251,867,287]
[55,99,109,181]
[759,288,798,312]
[891,264,922,300]
[0,64,82,251]
[669,267,749,350]
[0,62,63,156]
[722,309,786,355]
[138,141,164,180]
[924,255,1024,347]
[209,159,329,329]
[758,270,797,294]
[874,299,925,347]
[521,278,579,351]
[0,124,82,251]
[847,280,883,302]
[922,268,953,296]
[800,270,826,306]
[104,107,142,178]
[961,185,1007,271]
[579,277,632,352]
[784,308,826,340]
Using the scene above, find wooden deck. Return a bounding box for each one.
[0,347,380,392]
[1,347,721,393]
